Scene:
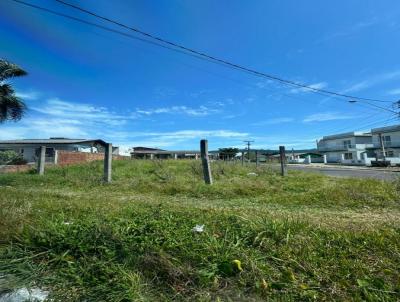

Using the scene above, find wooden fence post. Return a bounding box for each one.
[104,143,112,182]
[200,139,213,185]
[37,145,46,175]
[279,146,287,176]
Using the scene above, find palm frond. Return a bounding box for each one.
[0,84,15,97]
[0,95,26,122]
[0,59,27,81]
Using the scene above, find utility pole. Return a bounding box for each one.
[379,133,386,161]
[243,140,254,163]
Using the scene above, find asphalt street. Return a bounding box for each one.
[286,165,399,181]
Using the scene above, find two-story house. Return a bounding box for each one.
[317,132,373,164]
[366,125,400,164]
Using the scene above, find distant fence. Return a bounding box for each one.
[56,151,129,166]
[0,164,33,173]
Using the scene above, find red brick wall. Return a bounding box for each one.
[56,151,128,166]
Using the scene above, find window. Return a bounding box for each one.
[343,140,352,149]
[35,148,55,157]
[383,135,391,147]
[344,152,353,160]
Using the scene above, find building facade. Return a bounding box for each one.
[317,132,373,164]
[366,125,400,165]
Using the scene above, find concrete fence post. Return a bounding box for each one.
[37,145,46,175]
[54,150,59,165]
[200,139,213,185]
[307,155,312,164]
[174,153,178,160]
[279,146,287,177]
[323,154,327,164]
[256,150,259,167]
[104,143,112,183]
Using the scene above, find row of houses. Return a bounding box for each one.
[316,124,400,166]
[1,124,399,167]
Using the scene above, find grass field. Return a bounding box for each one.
[0,159,399,301]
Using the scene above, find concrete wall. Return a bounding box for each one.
[0,164,33,173]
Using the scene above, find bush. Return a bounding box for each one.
[0,150,27,165]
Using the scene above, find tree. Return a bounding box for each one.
[218,147,239,160]
[0,59,27,123]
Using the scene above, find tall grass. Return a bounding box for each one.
[0,160,399,301]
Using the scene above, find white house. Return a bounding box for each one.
[317,132,373,164]
[366,125,400,165]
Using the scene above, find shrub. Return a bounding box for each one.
[0,150,27,165]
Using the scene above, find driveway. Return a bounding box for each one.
[286,165,399,181]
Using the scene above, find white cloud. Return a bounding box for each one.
[318,17,379,43]
[303,112,355,123]
[342,70,400,93]
[387,88,400,95]
[251,117,294,126]
[0,117,88,140]
[15,91,39,100]
[135,105,220,117]
[32,98,131,121]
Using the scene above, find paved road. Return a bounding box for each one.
[286,165,400,181]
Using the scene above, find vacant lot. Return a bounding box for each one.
[0,160,399,301]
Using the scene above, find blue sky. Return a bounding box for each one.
[1,0,400,153]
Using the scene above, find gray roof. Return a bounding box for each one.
[321,131,371,140]
[371,124,400,134]
[0,138,107,146]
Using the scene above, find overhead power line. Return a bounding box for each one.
[12,0,394,105]
[10,0,399,115]
[53,0,396,104]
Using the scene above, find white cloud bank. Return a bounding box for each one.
[303,112,355,123]
[251,117,294,126]
[0,97,248,153]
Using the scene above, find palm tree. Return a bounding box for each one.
[0,59,27,123]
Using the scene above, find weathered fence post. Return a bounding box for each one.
[37,145,46,175]
[323,154,327,164]
[104,143,112,183]
[241,151,244,166]
[279,145,287,176]
[200,139,213,185]
[256,150,259,167]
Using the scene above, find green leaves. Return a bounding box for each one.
[0,59,27,81]
[0,59,27,123]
